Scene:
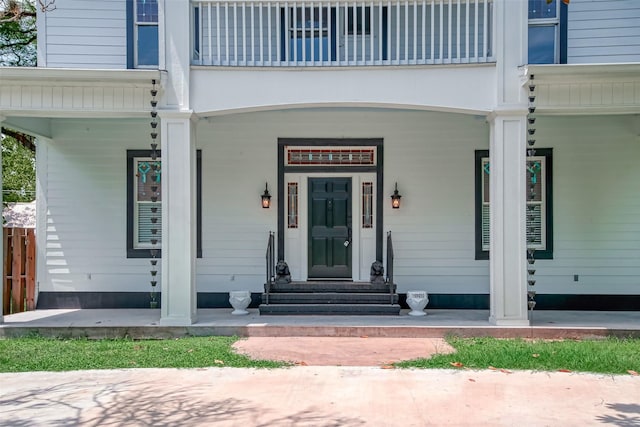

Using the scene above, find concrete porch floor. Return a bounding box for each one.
[1,308,639,339]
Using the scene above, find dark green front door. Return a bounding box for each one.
[308,177,352,279]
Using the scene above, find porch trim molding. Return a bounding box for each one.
[34,291,640,311]
[0,67,161,118]
[524,64,640,116]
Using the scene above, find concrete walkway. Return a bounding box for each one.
[233,337,456,366]
[1,367,638,426]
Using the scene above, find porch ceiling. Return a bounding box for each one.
[525,63,640,116]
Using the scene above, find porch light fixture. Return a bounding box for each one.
[390,182,402,209]
[261,183,272,208]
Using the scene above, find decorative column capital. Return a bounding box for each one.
[157,110,197,122]
[487,107,529,123]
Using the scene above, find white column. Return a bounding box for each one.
[159,111,197,326]
[488,111,529,326]
[160,0,190,110]
[35,137,50,315]
[0,116,4,324]
[488,0,529,325]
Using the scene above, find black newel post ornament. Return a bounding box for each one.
[149,80,161,308]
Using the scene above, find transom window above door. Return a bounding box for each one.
[286,147,376,166]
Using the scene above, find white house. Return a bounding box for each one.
[0,0,639,325]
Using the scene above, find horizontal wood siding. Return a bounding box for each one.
[535,115,640,294]
[197,110,489,293]
[43,0,127,68]
[567,0,640,64]
[42,119,150,293]
[40,111,640,297]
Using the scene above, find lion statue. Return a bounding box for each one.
[275,260,292,284]
[370,260,385,284]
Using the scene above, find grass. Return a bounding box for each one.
[2,335,640,374]
[396,336,640,375]
[0,336,287,372]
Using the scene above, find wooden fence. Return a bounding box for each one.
[3,227,36,315]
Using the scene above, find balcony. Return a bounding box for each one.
[191,0,494,67]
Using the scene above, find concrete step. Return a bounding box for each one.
[263,293,398,305]
[266,281,395,293]
[259,304,402,316]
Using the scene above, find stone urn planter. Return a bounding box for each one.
[406,290,429,316]
[229,291,251,315]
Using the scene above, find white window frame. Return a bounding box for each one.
[134,0,159,68]
[528,0,560,64]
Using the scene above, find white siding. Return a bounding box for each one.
[41,119,150,293]
[567,0,640,64]
[197,109,490,294]
[40,111,640,298]
[41,110,490,295]
[535,115,640,295]
[41,0,127,69]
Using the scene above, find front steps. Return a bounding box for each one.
[259,281,401,315]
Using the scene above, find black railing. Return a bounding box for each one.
[386,231,394,304]
[264,231,275,305]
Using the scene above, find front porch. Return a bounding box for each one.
[2,308,640,339]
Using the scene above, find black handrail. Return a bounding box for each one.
[386,231,394,304]
[265,231,275,305]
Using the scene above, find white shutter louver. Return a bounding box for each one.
[137,203,162,246]
[481,205,490,250]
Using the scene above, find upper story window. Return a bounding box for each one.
[135,0,159,67]
[528,0,565,64]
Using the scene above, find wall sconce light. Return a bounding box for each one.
[390,182,402,209]
[261,182,272,208]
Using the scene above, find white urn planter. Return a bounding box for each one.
[229,291,251,315]
[406,291,429,316]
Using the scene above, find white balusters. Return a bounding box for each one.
[191,0,492,67]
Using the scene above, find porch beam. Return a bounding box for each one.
[524,64,640,116]
[159,111,198,326]
[0,68,159,119]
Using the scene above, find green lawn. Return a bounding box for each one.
[2,336,640,374]
[396,336,640,375]
[0,336,287,372]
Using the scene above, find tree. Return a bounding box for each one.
[0,0,55,66]
[1,1,50,208]
[1,133,35,203]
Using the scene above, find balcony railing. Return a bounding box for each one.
[192,0,493,66]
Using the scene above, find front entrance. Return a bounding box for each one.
[279,139,383,282]
[308,177,352,279]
